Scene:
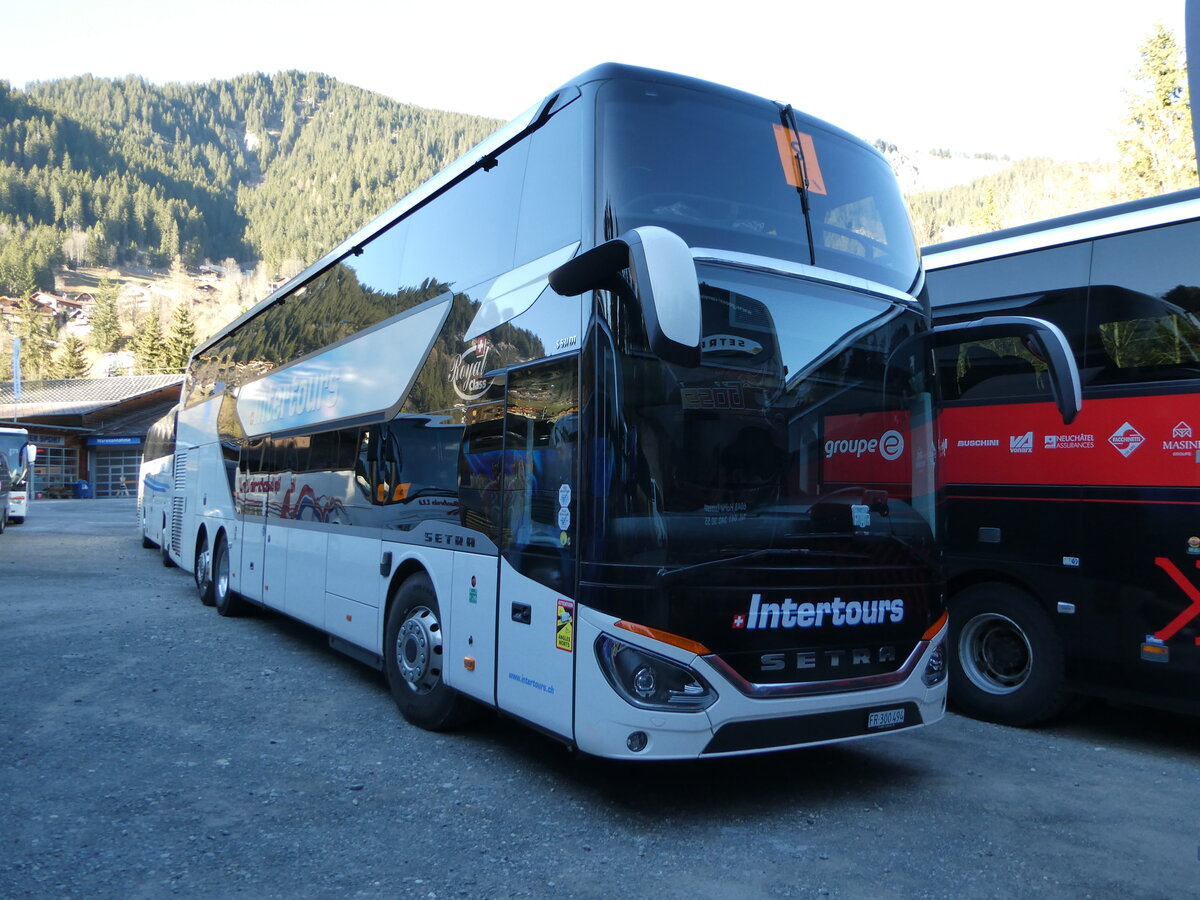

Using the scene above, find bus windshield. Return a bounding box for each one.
[584,262,934,574]
[598,78,921,294]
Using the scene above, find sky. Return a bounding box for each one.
[4,0,1189,161]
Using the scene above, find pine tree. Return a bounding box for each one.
[13,299,55,380]
[132,308,166,374]
[89,276,122,352]
[164,302,196,371]
[55,334,90,378]
[1117,25,1197,200]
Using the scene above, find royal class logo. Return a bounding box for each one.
[450,338,492,401]
[732,593,905,630]
[1109,422,1145,458]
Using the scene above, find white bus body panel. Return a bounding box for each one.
[443,551,499,706]
[175,396,231,573]
[138,456,172,547]
[495,560,575,739]
[237,519,265,600]
[323,529,385,650]
[285,525,329,629]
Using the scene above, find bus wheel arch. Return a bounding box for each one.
[948,581,1069,726]
[383,569,475,731]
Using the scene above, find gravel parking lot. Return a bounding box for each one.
[2,498,1197,898]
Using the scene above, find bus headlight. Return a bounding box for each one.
[595,635,716,711]
[922,639,947,687]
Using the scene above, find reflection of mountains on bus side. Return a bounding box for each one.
[189,258,546,422]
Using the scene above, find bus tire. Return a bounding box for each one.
[212,535,246,617]
[949,583,1069,726]
[161,541,177,568]
[384,574,474,731]
[195,533,216,607]
[142,533,156,549]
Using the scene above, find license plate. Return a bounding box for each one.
[867,708,906,729]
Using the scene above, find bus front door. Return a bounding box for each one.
[494,359,579,740]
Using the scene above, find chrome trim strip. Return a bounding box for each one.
[706,640,927,698]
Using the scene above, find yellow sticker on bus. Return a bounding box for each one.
[556,599,574,652]
[773,124,827,195]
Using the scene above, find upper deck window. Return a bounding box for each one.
[598,79,920,294]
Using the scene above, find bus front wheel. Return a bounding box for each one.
[949,583,1069,726]
[384,574,474,731]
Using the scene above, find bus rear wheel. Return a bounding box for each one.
[195,533,216,606]
[949,583,1069,726]
[384,574,474,731]
[212,535,246,617]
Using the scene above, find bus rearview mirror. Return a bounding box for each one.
[930,315,1082,425]
[550,226,701,367]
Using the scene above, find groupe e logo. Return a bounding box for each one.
[823,429,905,461]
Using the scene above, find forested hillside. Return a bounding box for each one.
[0,72,501,296]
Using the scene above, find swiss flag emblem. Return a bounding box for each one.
[731,613,746,629]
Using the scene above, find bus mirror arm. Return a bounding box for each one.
[931,315,1082,425]
[549,226,702,367]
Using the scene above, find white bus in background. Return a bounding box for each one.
[139,407,177,564]
[170,63,1078,760]
[0,426,36,524]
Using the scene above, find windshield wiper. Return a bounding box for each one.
[780,104,816,267]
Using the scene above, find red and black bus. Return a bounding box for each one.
[924,187,1200,725]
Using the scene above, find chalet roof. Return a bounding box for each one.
[0,375,184,417]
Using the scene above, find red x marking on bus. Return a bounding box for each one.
[1152,558,1200,644]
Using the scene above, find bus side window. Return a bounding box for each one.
[502,360,578,592]
[459,402,506,543]
[948,340,1041,401]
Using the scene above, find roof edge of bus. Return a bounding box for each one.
[923,187,1200,269]
[563,62,882,159]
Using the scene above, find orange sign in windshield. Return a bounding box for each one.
[773,124,827,195]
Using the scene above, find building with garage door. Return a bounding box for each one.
[0,375,183,498]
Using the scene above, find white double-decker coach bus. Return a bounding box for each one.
[173,64,1078,759]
